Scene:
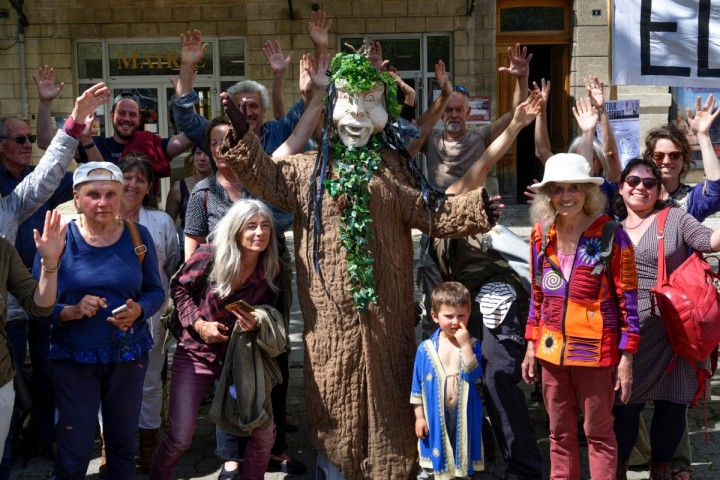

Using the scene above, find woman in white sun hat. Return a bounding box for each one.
[521,153,640,480]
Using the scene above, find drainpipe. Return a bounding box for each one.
[11,0,29,119]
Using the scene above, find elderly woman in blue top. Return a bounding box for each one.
[35,161,164,479]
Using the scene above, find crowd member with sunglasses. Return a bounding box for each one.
[612,158,720,480]
[645,95,720,222]
[34,65,193,180]
[35,161,164,479]
[627,96,720,480]
[0,82,111,474]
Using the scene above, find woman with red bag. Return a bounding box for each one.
[613,158,720,480]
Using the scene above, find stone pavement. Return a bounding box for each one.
[9,205,720,479]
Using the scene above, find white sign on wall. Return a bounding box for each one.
[613,0,720,87]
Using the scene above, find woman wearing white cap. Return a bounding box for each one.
[520,153,640,480]
[37,161,165,479]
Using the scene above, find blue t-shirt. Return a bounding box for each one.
[77,135,170,164]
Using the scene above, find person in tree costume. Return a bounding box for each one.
[218,52,499,479]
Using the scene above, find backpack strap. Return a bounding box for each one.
[655,207,671,285]
[591,220,621,306]
[123,219,147,266]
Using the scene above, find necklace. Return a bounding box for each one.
[624,211,655,230]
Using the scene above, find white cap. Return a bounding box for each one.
[73,161,123,188]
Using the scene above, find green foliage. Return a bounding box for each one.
[323,138,383,311]
[329,53,400,119]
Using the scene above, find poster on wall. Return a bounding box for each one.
[597,99,641,168]
[674,87,720,162]
[613,0,720,87]
[468,96,491,124]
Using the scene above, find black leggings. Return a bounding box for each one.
[613,400,687,463]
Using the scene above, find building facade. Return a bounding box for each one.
[0,0,674,202]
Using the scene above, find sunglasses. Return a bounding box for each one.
[625,175,659,189]
[651,151,682,161]
[453,85,470,97]
[0,134,36,145]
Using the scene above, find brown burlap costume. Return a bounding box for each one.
[223,131,493,479]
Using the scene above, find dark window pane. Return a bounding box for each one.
[219,39,245,77]
[377,39,421,70]
[340,38,364,54]
[500,7,564,32]
[77,43,103,79]
[427,36,450,72]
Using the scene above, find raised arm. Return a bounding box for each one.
[533,79,552,164]
[33,65,65,151]
[308,10,332,59]
[687,93,720,181]
[264,40,292,120]
[572,96,600,169]
[176,30,208,98]
[492,43,532,141]
[272,53,329,158]
[406,60,452,158]
[585,75,621,181]
[447,92,542,195]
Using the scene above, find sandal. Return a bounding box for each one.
[671,467,691,480]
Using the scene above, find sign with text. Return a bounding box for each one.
[597,99,641,168]
[613,0,720,87]
[468,96,491,123]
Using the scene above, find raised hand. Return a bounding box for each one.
[572,97,599,133]
[221,92,248,148]
[435,60,452,97]
[179,29,209,66]
[303,53,330,89]
[533,78,551,104]
[33,65,64,102]
[498,43,532,78]
[513,91,543,127]
[71,83,111,124]
[687,94,720,135]
[34,210,66,269]
[365,40,389,71]
[263,40,292,74]
[389,68,416,106]
[308,10,332,49]
[584,75,606,109]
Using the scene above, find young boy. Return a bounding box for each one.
[410,281,484,479]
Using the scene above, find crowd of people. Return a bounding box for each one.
[0,8,719,480]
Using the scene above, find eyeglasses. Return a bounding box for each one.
[453,85,470,97]
[651,151,682,162]
[0,134,36,145]
[625,175,659,189]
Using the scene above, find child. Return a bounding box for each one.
[411,282,484,479]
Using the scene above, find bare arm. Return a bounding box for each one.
[492,43,532,141]
[263,40,292,120]
[166,133,194,158]
[533,79,552,164]
[33,65,65,151]
[585,76,621,181]
[572,97,600,169]
[406,60,452,158]
[687,93,720,181]
[32,210,66,308]
[447,93,542,195]
[176,30,208,98]
[184,234,204,261]
[272,54,329,158]
[165,180,182,222]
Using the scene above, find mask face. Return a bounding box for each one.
[332,81,388,148]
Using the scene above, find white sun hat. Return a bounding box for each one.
[530,153,604,189]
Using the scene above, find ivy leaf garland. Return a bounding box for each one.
[323,137,383,311]
[329,53,400,119]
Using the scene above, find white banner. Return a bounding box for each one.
[613,0,720,87]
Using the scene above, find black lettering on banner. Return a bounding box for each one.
[640,0,691,77]
[698,0,720,77]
